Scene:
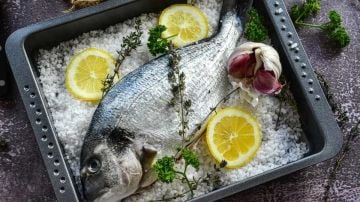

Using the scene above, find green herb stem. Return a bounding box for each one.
[175,170,194,197]
[295,22,323,28]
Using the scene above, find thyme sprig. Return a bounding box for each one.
[149,25,200,199]
[168,44,192,141]
[149,25,238,200]
[101,19,143,96]
[202,160,227,190]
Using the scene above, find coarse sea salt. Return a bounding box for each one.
[36,0,308,201]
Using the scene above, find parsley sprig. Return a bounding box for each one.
[290,0,320,23]
[290,0,350,48]
[147,25,176,56]
[244,8,268,42]
[154,149,200,198]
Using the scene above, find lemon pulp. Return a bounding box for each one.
[206,108,262,168]
[159,4,209,47]
[65,48,117,101]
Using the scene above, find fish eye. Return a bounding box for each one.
[87,158,101,174]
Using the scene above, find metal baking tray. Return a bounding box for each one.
[5,0,342,201]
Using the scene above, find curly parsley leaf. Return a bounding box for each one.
[147,25,171,56]
[244,8,268,42]
[153,156,176,183]
[181,148,200,170]
[290,0,321,23]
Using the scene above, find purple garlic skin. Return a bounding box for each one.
[253,68,282,95]
[227,52,256,78]
[227,42,283,95]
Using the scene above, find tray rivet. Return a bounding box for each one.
[48,142,54,149]
[54,169,59,176]
[294,56,300,62]
[48,152,53,158]
[42,126,48,132]
[288,41,293,46]
[36,109,42,115]
[36,118,41,125]
[308,88,314,94]
[274,1,279,7]
[315,95,321,100]
[24,85,30,91]
[294,47,300,53]
[0,80,5,87]
[54,159,60,166]
[290,43,298,50]
[308,79,314,84]
[281,17,286,22]
[60,187,65,193]
[275,8,283,15]
[60,177,66,183]
[30,102,36,108]
[41,135,47,142]
[30,92,36,98]
[281,25,286,31]
[301,72,307,78]
[287,32,293,38]
[301,63,306,68]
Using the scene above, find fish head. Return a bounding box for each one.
[80,137,143,201]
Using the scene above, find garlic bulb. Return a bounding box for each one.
[227,42,283,106]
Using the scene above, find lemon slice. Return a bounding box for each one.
[159,4,209,47]
[206,108,262,168]
[65,48,117,101]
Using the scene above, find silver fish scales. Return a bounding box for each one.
[80,0,252,201]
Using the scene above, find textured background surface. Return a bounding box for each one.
[0,0,359,201]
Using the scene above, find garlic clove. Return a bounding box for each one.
[234,42,282,80]
[227,51,256,78]
[253,68,282,95]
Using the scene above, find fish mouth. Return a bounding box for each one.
[84,186,109,201]
[89,187,129,202]
[82,176,109,201]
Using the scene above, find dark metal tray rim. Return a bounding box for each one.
[5,0,342,201]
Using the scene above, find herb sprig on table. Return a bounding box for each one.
[102,19,143,96]
[290,0,350,48]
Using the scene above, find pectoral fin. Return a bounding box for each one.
[138,145,158,188]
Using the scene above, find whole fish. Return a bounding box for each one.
[80,0,252,201]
